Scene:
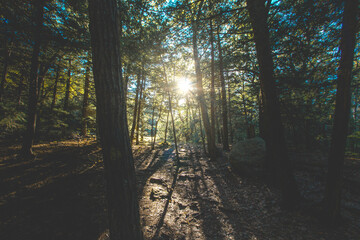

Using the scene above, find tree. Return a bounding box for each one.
[20,0,45,158]
[217,26,229,150]
[246,0,300,206]
[88,0,143,239]
[191,0,217,161]
[323,0,358,223]
[81,64,90,136]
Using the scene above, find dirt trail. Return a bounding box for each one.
[0,141,359,240]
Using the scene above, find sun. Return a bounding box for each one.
[177,77,192,94]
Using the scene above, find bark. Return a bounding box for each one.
[210,20,216,150]
[192,21,216,161]
[136,75,145,145]
[50,66,60,112]
[217,89,222,144]
[217,27,229,150]
[130,73,141,143]
[150,96,156,140]
[164,110,169,143]
[258,88,265,139]
[198,105,207,154]
[324,0,358,223]
[161,59,179,159]
[20,0,44,158]
[152,101,163,150]
[227,74,233,144]
[81,66,90,136]
[247,0,300,206]
[63,58,71,111]
[88,0,143,239]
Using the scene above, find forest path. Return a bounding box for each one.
[0,140,359,240]
[135,144,358,240]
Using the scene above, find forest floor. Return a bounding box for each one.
[0,139,359,240]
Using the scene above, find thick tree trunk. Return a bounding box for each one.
[130,73,141,143]
[63,58,71,111]
[81,66,90,136]
[324,0,358,223]
[217,27,229,150]
[20,0,44,158]
[192,22,216,161]
[247,0,300,206]
[88,0,143,239]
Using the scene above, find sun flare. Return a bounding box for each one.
[177,77,192,94]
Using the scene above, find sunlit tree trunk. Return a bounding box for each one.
[81,65,90,136]
[88,0,143,239]
[150,96,156,141]
[217,27,229,150]
[164,110,169,143]
[152,101,163,150]
[136,76,145,145]
[198,106,207,154]
[247,0,300,206]
[161,61,179,159]
[324,0,358,223]
[130,73,141,143]
[20,0,44,158]
[192,22,216,161]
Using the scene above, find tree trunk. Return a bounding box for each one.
[217,27,229,150]
[51,66,60,112]
[164,110,169,143]
[198,105,207,154]
[324,0,358,223]
[210,20,216,151]
[64,58,71,111]
[227,73,233,145]
[192,22,216,161]
[20,0,44,158]
[81,65,90,136]
[136,75,145,145]
[88,0,143,239]
[247,0,300,206]
[152,101,163,150]
[130,73,141,143]
[161,59,179,159]
[150,96,156,141]
[258,88,265,139]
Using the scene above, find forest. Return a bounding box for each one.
[0,0,359,239]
